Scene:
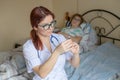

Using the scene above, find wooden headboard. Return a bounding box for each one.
[81,9,120,45]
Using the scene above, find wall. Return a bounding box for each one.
[52,0,77,28]
[78,0,120,16]
[0,0,53,51]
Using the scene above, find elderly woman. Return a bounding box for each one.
[59,13,97,53]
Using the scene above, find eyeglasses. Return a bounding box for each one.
[73,18,81,22]
[38,20,56,30]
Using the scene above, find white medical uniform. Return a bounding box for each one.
[23,33,73,80]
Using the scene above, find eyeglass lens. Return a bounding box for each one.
[38,20,56,30]
[73,18,81,21]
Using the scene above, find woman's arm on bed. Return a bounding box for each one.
[59,32,82,43]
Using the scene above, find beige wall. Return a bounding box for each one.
[78,0,120,16]
[0,0,53,51]
[52,0,77,28]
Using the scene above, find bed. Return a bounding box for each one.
[0,47,34,80]
[64,9,120,80]
[0,9,120,80]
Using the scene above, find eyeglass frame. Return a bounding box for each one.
[73,17,81,22]
[38,20,57,30]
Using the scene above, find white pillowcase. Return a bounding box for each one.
[0,51,12,64]
[0,61,18,80]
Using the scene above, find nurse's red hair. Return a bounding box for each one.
[30,6,55,50]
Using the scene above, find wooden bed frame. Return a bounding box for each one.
[82,9,120,45]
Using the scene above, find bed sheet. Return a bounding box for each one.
[0,47,33,80]
[65,42,120,80]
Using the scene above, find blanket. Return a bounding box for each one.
[65,42,120,80]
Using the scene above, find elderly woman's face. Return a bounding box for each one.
[71,16,81,27]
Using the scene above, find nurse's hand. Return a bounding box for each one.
[70,42,80,55]
[54,39,73,55]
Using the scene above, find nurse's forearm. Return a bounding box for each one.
[71,53,80,67]
[38,51,59,78]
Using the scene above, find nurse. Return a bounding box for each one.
[23,6,80,80]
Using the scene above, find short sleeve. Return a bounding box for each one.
[61,28,66,33]
[61,27,71,34]
[23,40,42,73]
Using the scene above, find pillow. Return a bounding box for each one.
[11,46,23,52]
[11,53,26,73]
[0,51,12,64]
[0,61,18,80]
